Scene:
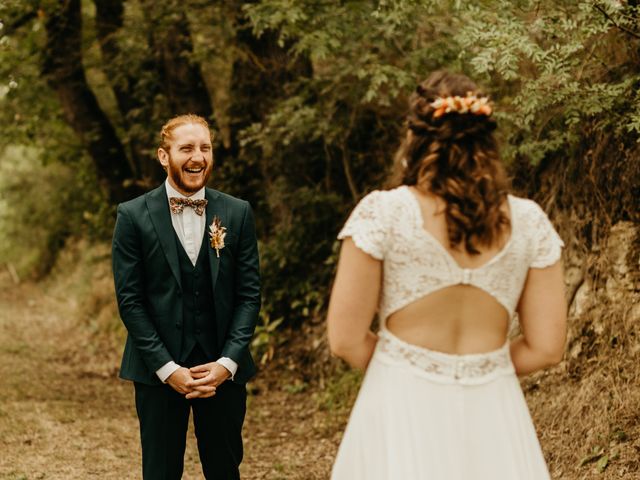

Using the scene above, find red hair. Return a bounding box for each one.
[159,114,210,151]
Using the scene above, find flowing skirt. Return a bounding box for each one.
[331,330,551,480]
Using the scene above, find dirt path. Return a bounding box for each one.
[0,281,340,479]
[3,276,639,480]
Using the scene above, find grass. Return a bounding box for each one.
[316,368,362,413]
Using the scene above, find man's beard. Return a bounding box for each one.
[167,154,213,195]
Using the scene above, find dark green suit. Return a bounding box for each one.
[112,182,260,479]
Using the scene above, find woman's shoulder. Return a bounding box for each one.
[357,185,411,209]
[507,194,549,220]
[338,187,407,259]
[338,186,411,247]
[507,194,564,255]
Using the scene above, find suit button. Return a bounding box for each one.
[195,291,200,297]
[196,328,201,334]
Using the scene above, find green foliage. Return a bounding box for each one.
[317,367,363,413]
[0,2,78,163]
[251,313,284,366]
[0,1,116,267]
[1,0,638,329]
[453,1,639,163]
[239,0,640,324]
[0,146,109,278]
[257,186,343,324]
[244,0,639,169]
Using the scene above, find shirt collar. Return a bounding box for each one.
[165,178,206,201]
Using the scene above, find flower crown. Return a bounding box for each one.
[430,92,492,119]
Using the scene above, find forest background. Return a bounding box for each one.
[0,0,639,479]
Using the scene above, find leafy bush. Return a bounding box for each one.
[0,146,110,278]
[240,0,639,322]
[1,0,638,319]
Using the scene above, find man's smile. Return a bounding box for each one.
[184,165,206,174]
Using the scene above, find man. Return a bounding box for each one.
[112,114,260,479]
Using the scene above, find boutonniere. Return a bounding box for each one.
[208,216,227,258]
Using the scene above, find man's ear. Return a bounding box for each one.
[158,148,169,169]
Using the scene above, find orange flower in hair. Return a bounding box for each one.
[430,92,492,119]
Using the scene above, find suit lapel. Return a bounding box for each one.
[204,188,223,294]
[146,183,182,289]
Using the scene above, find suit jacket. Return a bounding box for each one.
[112,183,261,385]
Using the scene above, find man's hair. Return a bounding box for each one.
[159,114,211,151]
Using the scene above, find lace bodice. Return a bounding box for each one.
[338,186,564,324]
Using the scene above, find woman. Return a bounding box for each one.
[327,71,566,479]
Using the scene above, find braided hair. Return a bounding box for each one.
[392,71,510,254]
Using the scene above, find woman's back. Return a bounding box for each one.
[336,185,564,356]
[387,186,511,354]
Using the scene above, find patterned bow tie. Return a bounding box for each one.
[169,197,208,216]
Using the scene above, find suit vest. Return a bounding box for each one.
[175,232,218,363]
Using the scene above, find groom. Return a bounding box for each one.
[112,114,260,479]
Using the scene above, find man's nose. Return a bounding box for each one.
[191,149,206,161]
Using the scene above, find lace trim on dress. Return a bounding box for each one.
[338,227,385,260]
[375,330,515,385]
[530,239,563,268]
[338,191,386,260]
[529,202,565,268]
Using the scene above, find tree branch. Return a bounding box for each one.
[1,8,37,37]
[340,109,360,202]
[593,3,640,40]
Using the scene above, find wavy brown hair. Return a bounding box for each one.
[391,71,510,254]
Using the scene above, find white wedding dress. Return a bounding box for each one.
[331,186,564,480]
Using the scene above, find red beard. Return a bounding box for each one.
[166,154,213,194]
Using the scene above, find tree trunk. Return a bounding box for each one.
[93,0,163,186]
[222,5,312,206]
[146,0,213,119]
[41,0,141,203]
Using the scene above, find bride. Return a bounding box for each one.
[327,70,566,479]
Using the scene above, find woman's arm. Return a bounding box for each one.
[327,238,382,369]
[510,260,567,375]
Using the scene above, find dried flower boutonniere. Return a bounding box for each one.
[208,216,227,258]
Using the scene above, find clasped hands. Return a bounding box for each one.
[166,362,231,399]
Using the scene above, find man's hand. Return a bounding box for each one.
[185,362,231,399]
[166,367,196,395]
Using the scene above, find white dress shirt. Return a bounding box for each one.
[155,180,238,383]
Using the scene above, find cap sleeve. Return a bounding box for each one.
[338,191,387,260]
[528,201,565,268]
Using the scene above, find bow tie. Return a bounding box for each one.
[169,197,208,216]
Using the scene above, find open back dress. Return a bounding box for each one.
[331,186,564,480]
